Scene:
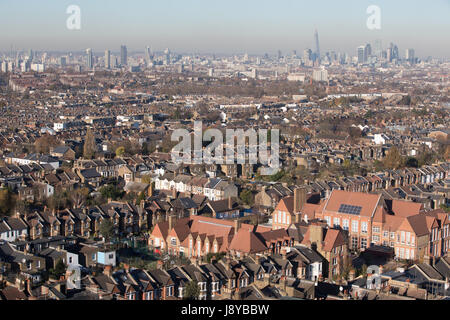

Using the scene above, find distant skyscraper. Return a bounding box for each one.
[314,29,320,63]
[303,48,312,64]
[86,48,93,69]
[145,46,152,63]
[120,45,127,66]
[364,43,372,62]
[388,43,399,62]
[312,66,328,82]
[406,49,415,64]
[277,50,282,60]
[105,50,111,69]
[357,46,365,64]
[374,39,382,58]
[60,56,67,67]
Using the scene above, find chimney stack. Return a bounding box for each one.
[234,219,241,233]
[168,215,176,230]
[172,188,177,199]
[103,265,112,277]
[309,223,323,252]
[228,197,232,209]
[294,188,306,213]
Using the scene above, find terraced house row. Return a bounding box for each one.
[85,249,328,300]
[0,200,151,241]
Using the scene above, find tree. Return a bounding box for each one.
[115,146,125,157]
[0,189,15,217]
[239,189,254,206]
[141,174,152,184]
[49,259,67,280]
[184,281,200,300]
[405,157,419,168]
[70,187,90,208]
[99,219,115,241]
[383,147,404,170]
[83,128,97,159]
[35,135,59,154]
[99,184,123,200]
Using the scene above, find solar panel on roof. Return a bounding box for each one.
[338,204,362,215]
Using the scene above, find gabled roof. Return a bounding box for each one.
[229,228,268,254]
[323,190,381,218]
[322,229,347,252]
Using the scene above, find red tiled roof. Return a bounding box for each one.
[323,190,381,217]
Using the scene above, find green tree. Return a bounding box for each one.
[83,128,97,159]
[49,259,67,280]
[405,157,419,168]
[99,219,115,241]
[239,189,254,206]
[99,184,123,200]
[184,281,200,300]
[141,174,152,184]
[115,146,125,157]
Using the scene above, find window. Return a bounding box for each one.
[390,232,395,239]
[109,254,114,259]
[361,238,367,249]
[372,226,380,233]
[406,232,411,245]
[170,238,177,246]
[352,220,358,233]
[332,257,337,266]
[69,257,73,264]
[401,231,405,244]
[92,253,96,261]
[383,231,389,238]
[361,222,368,234]
[343,219,349,231]
[333,218,340,228]
[372,235,380,242]
[325,216,331,227]
[352,237,358,249]
[282,212,286,224]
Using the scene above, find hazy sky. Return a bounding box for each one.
[1,0,449,58]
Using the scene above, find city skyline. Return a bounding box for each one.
[0,0,449,58]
